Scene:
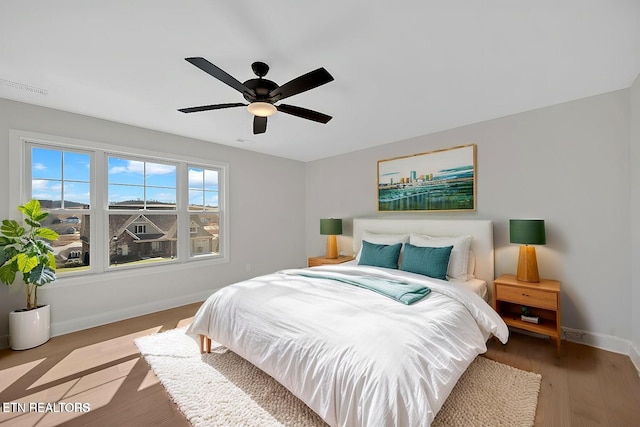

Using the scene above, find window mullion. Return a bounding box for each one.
[24,142,33,205]
[94,150,106,273]
[177,162,188,262]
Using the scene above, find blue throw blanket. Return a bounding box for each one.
[289,271,431,305]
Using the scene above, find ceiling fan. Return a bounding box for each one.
[178,57,334,134]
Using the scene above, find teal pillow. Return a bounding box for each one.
[400,243,453,280]
[358,240,402,269]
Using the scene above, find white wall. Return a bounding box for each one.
[631,74,640,369]
[0,98,307,343]
[306,89,633,352]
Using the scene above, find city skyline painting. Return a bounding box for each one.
[377,144,476,212]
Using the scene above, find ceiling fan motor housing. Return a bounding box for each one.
[243,78,279,103]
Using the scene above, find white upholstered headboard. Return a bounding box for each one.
[352,218,494,285]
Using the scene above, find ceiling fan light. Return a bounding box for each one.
[247,102,277,117]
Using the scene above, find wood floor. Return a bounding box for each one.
[486,334,640,426]
[1,303,639,427]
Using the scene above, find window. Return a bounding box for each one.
[107,156,177,210]
[30,146,92,274]
[188,167,220,258]
[16,131,227,280]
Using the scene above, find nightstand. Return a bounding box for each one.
[493,274,561,355]
[307,255,354,267]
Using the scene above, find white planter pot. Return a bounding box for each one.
[9,305,51,350]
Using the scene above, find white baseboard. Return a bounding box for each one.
[50,289,214,338]
[0,289,215,350]
[630,342,640,374]
[562,327,633,356]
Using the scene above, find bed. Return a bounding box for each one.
[186,218,508,427]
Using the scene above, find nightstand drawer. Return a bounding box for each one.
[496,285,557,310]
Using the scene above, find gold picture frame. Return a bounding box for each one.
[377,144,477,212]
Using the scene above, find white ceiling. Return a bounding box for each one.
[2,1,639,162]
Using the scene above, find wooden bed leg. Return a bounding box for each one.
[198,334,205,353]
[198,334,212,353]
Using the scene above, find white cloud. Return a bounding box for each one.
[188,169,218,187]
[32,180,62,192]
[146,163,175,175]
[109,160,175,176]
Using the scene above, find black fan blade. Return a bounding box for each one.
[185,57,256,98]
[253,116,267,134]
[277,104,332,124]
[270,68,333,101]
[178,103,246,113]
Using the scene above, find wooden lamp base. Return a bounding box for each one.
[516,245,540,283]
[325,235,338,259]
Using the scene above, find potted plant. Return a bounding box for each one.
[0,199,59,350]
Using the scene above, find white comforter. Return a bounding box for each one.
[186,265,508,427]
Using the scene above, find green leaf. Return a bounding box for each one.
[34,239,52,254]
[0,262,17,285]
[0,236,15,246]
[27,265,56,286]
[1,220,25,238]
[18,199,41,219]
[1,244,20,259]
[33,212,48,222]
[47,252,57,271]
[35,228,59,241]
[25,218,41,228]
[16,253,38,273]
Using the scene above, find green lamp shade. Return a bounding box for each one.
[320,218,342,235]
[510,219,546,245]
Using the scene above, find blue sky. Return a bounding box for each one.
[32,148,91,205]
[31,147,218,207]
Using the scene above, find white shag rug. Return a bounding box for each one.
[135,328,541,427]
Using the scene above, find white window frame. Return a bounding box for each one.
[9,129,229,288]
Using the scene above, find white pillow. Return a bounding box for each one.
[409,233,472,281]
[467,250,476,279]
[356,231,410,264]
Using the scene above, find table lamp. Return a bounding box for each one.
[510,219,546,283]
[320,218,342,259]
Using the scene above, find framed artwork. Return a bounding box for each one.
[377,144,476,212]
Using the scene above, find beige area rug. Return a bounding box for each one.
[135,328,541,427]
